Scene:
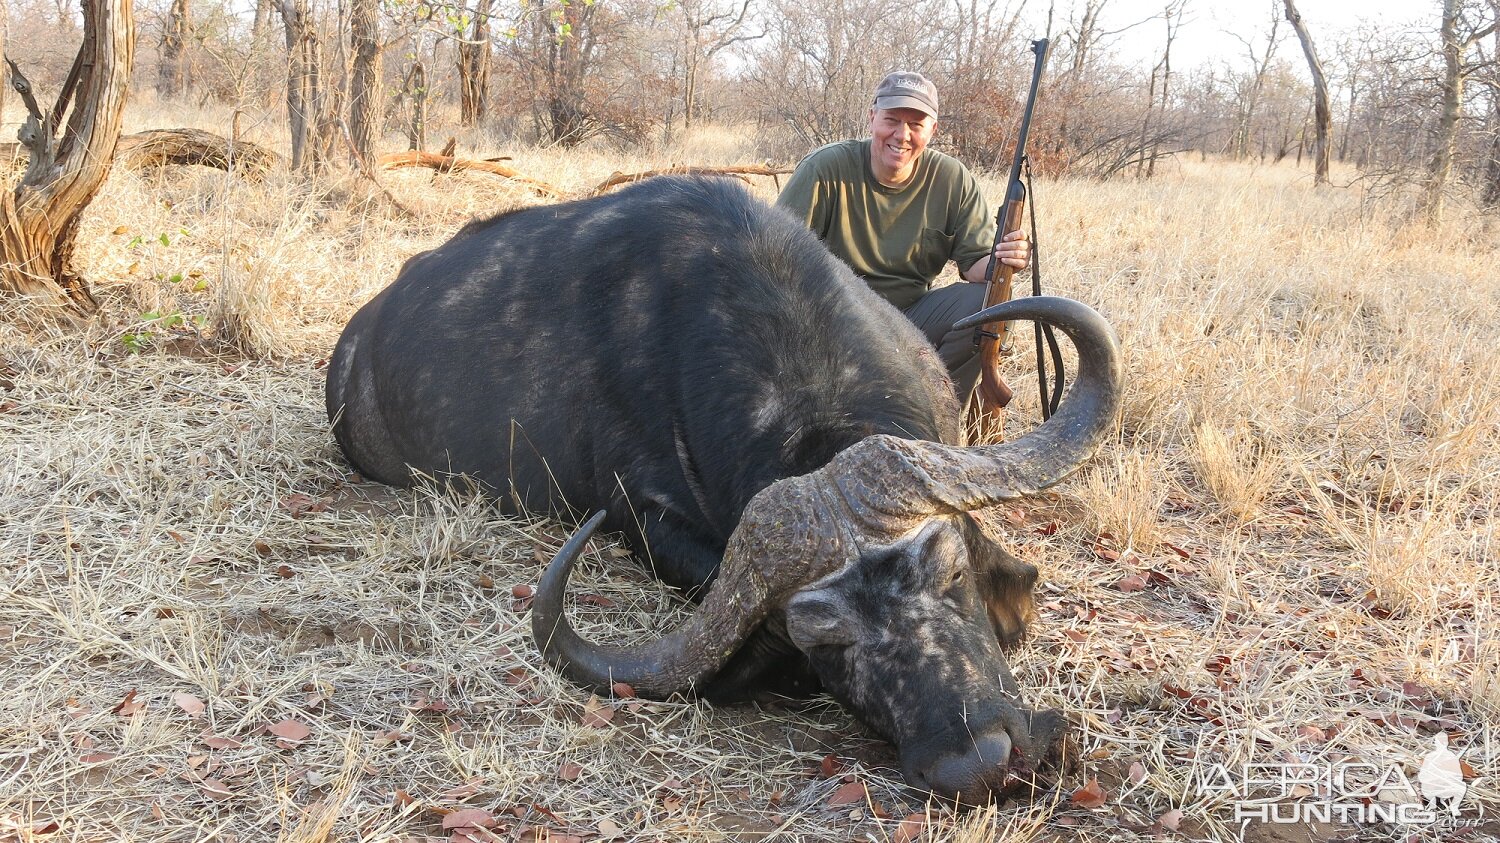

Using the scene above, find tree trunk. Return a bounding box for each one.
[253,0,272,37]
[278,0,316,171]
[407,60,427,151]
[1,0,9,120]
[347,0,380,165]
[1425,0,1466,219]
[312,20,343,168]
[457,0,492,126]
[158,0,190,98]
[0,0,134,315]
[1283,0,1331,185]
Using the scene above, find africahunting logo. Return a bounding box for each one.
[1196,735,1471,825]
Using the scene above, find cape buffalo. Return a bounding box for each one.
[326,176,1121,803]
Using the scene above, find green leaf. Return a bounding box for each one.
[168,273,184,284]
[126,235,144,249]
[192,280,209,292]
[159,232,171,247]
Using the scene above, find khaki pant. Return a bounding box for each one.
[902,281,988,402]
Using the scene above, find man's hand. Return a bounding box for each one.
[962,229,1030,282]
[995,229,1030,270]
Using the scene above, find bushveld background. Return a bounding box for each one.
[2,0,1500,840]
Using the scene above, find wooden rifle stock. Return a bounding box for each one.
[973,188,1026,414]
[971,38,1048,422]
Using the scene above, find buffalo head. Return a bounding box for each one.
[533,295,1122,804]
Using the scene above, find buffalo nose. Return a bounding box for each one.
[919,732,1015,805]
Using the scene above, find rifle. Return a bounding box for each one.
[972,38,1050,419]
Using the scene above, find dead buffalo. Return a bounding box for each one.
[326,176,1122,803]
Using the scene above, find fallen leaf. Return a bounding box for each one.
[577,593,616,608]
[393,789,415,808]
[268,718,312,742]
[113,689,146,716]
[581,696,614,728]
[440,779,482,800]
[202,778,233,801]
[557,761,583,781]
[80,751,117,763]
[1114,573,1148,593]
[597,819,623,840]
[411,692,450,713]
[477,573,495,588]
[280,493,328,518]
[1128,761,1147,784]
[1071,777,1108,809]
[201,735,244,750]
[819,754,843,779]
[610,682,636,699]
[511,584,534,599]
[1296,725,1326,744]
[275,564,296,578]
[893,813,927,843]
[1159,808,1183,831]
[1165,542,1193,559]
[442,809,496,830]
[1401,681,1434,703]
[827,780,866,807]
[172,692,205,717]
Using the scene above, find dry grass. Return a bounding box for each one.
[2,106,1498,842]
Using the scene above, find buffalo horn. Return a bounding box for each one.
[532,499,807,697]
[826,296,1122,520]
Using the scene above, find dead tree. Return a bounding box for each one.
[1,0,132,315]
[276,0,318,171]
[1230,5,1283,159]
[405,60,428,151]
[0,0,134,316]
[676,0,755,129]
[1425,0,1498,219]
[1,0,8,120]
[1137,0,1184,179]
[1283,0,1331,184]
[347,0,380,164]
[158,0,191,98]
[456,0,493,126]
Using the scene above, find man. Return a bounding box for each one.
[776,70,1030,402]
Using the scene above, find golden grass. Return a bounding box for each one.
[1,107,1497,842]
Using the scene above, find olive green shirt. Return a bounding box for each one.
[776,139,994,310]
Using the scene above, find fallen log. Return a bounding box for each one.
[2,128,280,178]
[591,164,793,196]
[376,151,564,198]
[115,128,280,177]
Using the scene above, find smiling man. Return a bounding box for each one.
[777,71,1029,403]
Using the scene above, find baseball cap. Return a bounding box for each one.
[872,71,939,119]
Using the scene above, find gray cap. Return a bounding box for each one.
[872,71,939,119]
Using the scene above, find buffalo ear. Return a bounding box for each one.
[785,588,857,651]
[974,544,1038,649]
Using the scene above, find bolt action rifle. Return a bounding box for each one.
[972,38,1060,423]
